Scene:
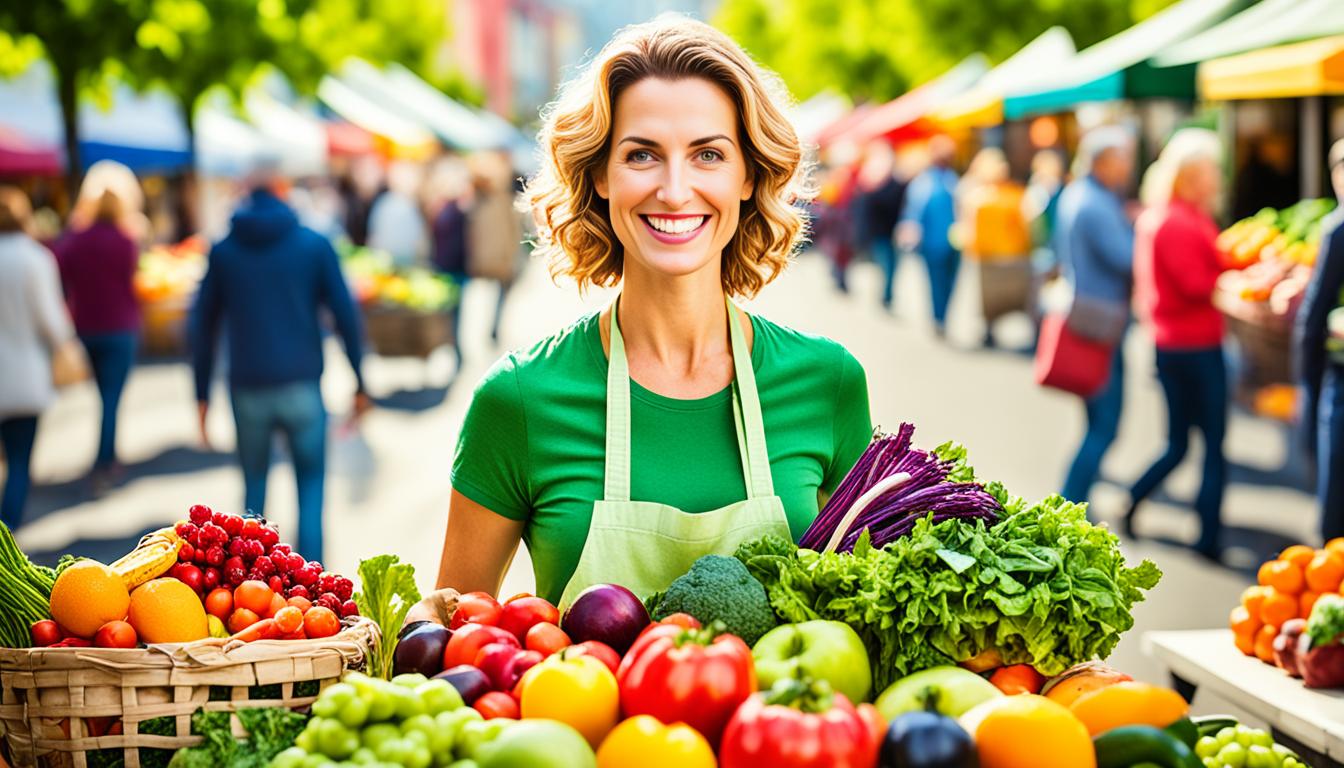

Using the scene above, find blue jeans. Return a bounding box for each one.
[872,237,898,307]
[1319,367,1344,539]
[81,332,136,468]
[1129,346,1228,552]
[923,250,961,326]
[230,381,327,561]
[0,417,38,529]
[1062,343,1125,506]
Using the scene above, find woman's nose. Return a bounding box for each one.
[656,164,693,208]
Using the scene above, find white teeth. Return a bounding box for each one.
[646,216,705,234]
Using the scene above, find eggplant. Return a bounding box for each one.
[880,711,978,768]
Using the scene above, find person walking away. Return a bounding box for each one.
[429,158,472,371]
[1124,129,1228,559]
[852,141,906,311]
[1054,126,1137,507]
[54,190,140,493]
[1296,137,1344,539]
[367,162,429,268]
[899,135,961,337]
[958,148,1031,347]
[0,188,76,528]
[466,151,523,344]
[190,164,370,562]
[814,161,861,293]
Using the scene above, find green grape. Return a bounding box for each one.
[1245,744,1278,768]
[1218,742,1248,768]
[1202,759,1219,768]
[1235,725,1260,748]
[1197,736,1222,759]
[1217,727,1239,748]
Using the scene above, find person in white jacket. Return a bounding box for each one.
[0,187,75,528]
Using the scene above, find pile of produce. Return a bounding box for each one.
[341,246,458,312]
[19,504,359,650]
[1231,540,1344,690]
[134,236,207,304]
[1216,199,1336,318]
[737,424,1161,691]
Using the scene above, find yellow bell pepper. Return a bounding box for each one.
[596,715,717,768]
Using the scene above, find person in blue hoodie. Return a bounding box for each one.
[191,162,369,562]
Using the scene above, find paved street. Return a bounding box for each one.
[5,248,1319,712]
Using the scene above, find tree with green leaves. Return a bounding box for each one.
[716,0,1178,103]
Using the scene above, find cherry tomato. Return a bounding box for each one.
[94,620,138,649]
[524,622,572,656]
[571,640,621,674]
[287,596,313,614]
[30,620,61,647]
[473,691,520,720]
[204,588,234,620]
[234,581,274,615]
[498,597,560,642]
[241,518,261,540]
[273,606,304,635]
[303,606,340,639]
[658,613,702,631]
[450,592,503,629]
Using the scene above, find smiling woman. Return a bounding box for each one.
[408,15,874,618]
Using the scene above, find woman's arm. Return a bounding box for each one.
[406,489,525,625]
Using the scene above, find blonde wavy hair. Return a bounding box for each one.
[524,15,813,297]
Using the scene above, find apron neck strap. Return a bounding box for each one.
[604,295,774,502]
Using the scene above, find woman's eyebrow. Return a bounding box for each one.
[617,134,736,148]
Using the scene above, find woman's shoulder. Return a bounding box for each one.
[752,313,864,376]
[471,312,602,399]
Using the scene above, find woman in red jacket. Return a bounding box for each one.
[1124,129,1227,559]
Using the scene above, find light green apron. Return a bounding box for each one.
[557,297,793,608]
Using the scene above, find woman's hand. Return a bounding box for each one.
[404,587,460,627]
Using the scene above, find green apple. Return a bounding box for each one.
[752,620,872,704]
[875,666,1003,720]
[478,720,596,768]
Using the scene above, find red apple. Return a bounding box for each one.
[474,643,525,691]
[442,623,518,670]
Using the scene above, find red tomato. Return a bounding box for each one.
[856,703,887,756]
[497,596,560,642]
[204,588,234,620]
[473,691,520,720]
[228,609,260,634]
[451,592,503,629]
[988,664,1047,696]
[657,613,702,630]
[443,624,518,669]
[570,640,621,674]
[617,623,756,747]
[94,621,138,649]
[273,606,304,635]
[287,596,313,614]
[524,622,571,656]
[30,620,61,647]
[303,607,341,639]
[720,684,877,768]
[234,581,274,615]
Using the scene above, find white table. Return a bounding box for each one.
[1145,629,1344,767]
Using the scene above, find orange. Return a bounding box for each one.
[1306,551,1344,593]
[228,609,260,634]
[1242,586,1269,619]
[49,561,131,639]
[127,579,208,644]
[1327,538,1344,557]
[1229,605,1261,636]
[204,588,233,620]
[1263,560,1305,595]
[1260,588,1299,627]
[303,607,340,639]
[1068,682,1189,736]
[960,694,1095,768]
[233,581,274,616]
[1233,627,1256,656]
[1280,545,1317,569]
[263,592,286,619]
[1257,560,1276,586]
[1254,624,1278,663]
[1301,591,1323,619]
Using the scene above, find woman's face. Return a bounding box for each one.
[594,77,754,283]
[1177,157,1222,212]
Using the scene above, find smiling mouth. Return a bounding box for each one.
[639,214,709,243]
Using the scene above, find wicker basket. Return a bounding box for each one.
[363,306,453,359]
[0,618,377,768]
[1215,290,1294,389]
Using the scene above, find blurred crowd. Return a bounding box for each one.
[811,126,1344,561]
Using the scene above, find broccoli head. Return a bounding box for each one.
[649,554,778,646]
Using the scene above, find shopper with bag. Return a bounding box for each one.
[899,135,961,337]
[1050,126,1137,508]
[1296,137,1344,538]
[1124,129,1228,559]
[55,190,140,493]
[0,188,79,528]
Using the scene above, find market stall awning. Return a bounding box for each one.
[1003,0,1246,119]
[0,126,61,176]
[930,27,1076,131]
[339,60,495,151]
[317,75,437,160]
[790,91,852,146]
[1154,0,1344,67]
[194,102,269,178]
[1199,34,1344,99]
[244,91,328,178]
[79,84,192,175]
[825,54,989,147]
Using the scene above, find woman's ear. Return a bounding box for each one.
[740,173,755,201]
[594,169,609,200]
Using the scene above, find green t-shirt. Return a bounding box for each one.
[451,310,873,604]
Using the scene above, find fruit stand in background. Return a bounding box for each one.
[133,237,207,358]
[341,246,458,359]
[1214,200,1336,416]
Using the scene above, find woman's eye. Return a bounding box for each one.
[698,149,723,162]
[627,150,653,163]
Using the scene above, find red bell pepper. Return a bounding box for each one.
[616,621,755,747]
[719,678,879,768]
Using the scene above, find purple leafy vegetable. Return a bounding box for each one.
[800,423,1001,553]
